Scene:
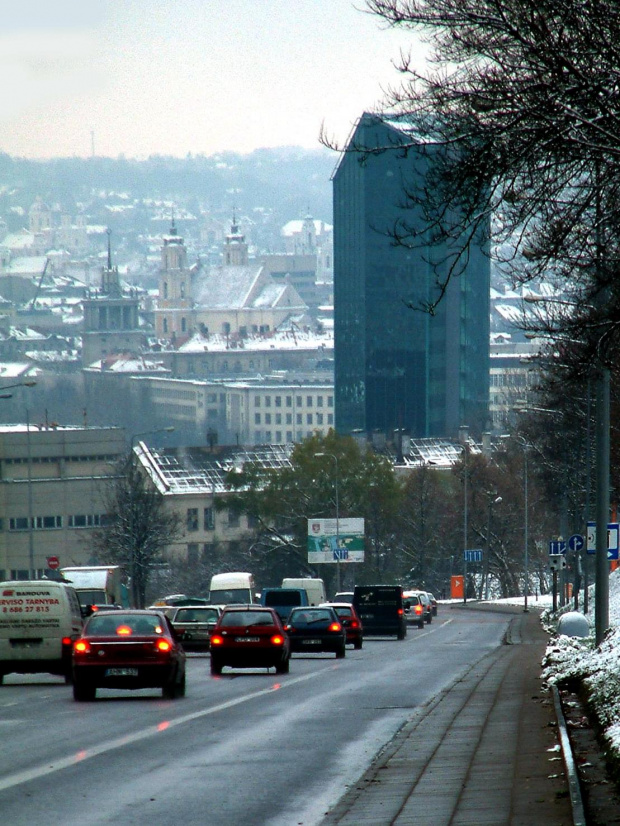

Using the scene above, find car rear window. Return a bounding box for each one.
[87,614,164,635]
[290,609,333,624]
[219,610,275,627]
[333,607,352,618]
[174,608,219,623]
[264,591,303,607]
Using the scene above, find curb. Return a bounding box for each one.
[552,684,587,826]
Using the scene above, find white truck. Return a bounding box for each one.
[281,577,327,606]
[209,572,256,605]
[60,566,129,612]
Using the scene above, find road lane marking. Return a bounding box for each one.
[0,669,329,792]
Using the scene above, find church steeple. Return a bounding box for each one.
[223,210,248,266]
[101,228,121,297]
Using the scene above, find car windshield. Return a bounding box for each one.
[87,614,164,636]
[174,608,219,623]
[219,611,275,627]
[290,610,333,625]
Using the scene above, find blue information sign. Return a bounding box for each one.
[548,540,567,555]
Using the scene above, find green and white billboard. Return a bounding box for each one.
[307,518,365,563]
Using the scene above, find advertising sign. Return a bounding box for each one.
[307,518,365,563]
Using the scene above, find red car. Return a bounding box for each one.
[321,602,363,649]
[209,606,290,675]
[72,609,186,701]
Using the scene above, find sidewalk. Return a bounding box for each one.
[321,605,574,826]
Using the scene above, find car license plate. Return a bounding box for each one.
[105,667,138,677]
[235,636,260,643]
[302,639,321,645]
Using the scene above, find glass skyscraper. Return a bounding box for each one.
[333,113,489,439]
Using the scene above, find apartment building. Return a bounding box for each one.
[0,425,126,579]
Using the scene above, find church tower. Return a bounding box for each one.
[156,217,194,341]
[223,213,249,266]
[82,229,143,365]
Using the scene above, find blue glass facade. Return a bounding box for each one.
[333,114,489,438]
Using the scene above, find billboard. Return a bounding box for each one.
[307,518,365,563]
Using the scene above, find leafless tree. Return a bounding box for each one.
[93,459,182,608]
[355,0,620,354]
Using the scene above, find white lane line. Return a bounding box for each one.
[0,669,329,793]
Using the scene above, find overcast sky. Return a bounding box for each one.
[0,0,425,160]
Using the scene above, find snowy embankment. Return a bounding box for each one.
[541,569,620,769]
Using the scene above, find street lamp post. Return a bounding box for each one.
[462,441,469,604]
[483,494,502,600]
[314,452,341,592]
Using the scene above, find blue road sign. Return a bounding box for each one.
[548,540,567,555]
[568,534,584,552]
[464,549,482,562]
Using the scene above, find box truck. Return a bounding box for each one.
[60,566,129,612]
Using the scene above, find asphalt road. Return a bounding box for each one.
[0,608,510,826]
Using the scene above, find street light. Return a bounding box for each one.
[314,452,341,592]
[483,494,502,600]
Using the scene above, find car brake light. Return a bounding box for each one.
[270,635,284,645]
[61,636,72,646]
[210,634,224,646]
[117,625,132,635]
[397,608,404,616]
[156,640,171,652]
[74,640,90,654]
[415,605,423,615]
[328,622,342,632]
[349,621,359,629]
[285,626,293,633]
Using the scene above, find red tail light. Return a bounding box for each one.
[397,608,404,616]
[156,639,172,652]
[285,626,293,633]
[349,621,359,629]
[210,634,224,646]
[270,635,284,646]
[414,605,423,615]
[61,636,72,646]
[74,640,90,654]
[328,622,342,632]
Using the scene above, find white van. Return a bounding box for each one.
[281,578,326,606]
[209,572,256,605]
[0,580,83,683]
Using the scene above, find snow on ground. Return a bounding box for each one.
[539,568,620,764]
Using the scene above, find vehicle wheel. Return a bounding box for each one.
[73,680,96,702]
[275,657,290,674]
[162,669,181,699]
[397,628,406,640]
[176,671,186,697]
[210,656,223,676]
[335,645,346,659]
[0,673,4,685]
[418,620,424,629]
[427,615,432,624]
[354,639,363,650]
[64,671,73,685]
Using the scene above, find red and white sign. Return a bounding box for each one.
[46,556,60,570]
